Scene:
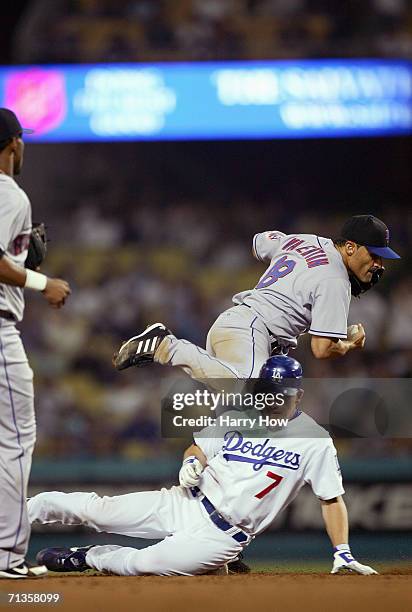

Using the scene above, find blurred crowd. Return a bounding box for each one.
[14,0,412,63]
[19,143,412,462]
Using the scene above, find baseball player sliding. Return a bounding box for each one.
[29,356,376,576]
[113,215,400,385]
[0,109,71,579]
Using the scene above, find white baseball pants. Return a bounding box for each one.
[0,320,35,570]
[28,486,245,576]
[155,305,271,385]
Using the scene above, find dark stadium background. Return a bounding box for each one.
[2,1,412,570]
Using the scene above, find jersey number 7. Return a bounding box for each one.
[255,471,284,499]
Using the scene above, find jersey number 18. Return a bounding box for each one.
[255,255,296,289]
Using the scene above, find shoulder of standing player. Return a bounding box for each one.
[0,175,29,209]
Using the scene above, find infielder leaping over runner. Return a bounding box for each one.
[29,356,377,576]
[113,215,400,382]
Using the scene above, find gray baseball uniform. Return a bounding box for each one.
[0,174,34,570]
[154,231,351,384]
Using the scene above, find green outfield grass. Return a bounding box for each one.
[247,560,412,574]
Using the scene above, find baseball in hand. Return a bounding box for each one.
[347,324,360,341]
[347,323,366,348]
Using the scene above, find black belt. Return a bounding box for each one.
[0,310,16,321]
[191,487,248,544]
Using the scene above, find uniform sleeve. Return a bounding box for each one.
[253,230,286,263]
[303,439,345,500]
[193,430,224,463]
[309,277,350,339]
[0,190,26,252]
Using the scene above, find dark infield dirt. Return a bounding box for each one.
[1,569,411,612]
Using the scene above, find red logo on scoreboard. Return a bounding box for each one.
[4,68,67,136]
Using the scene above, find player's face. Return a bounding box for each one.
[265,388,303,419]
[347,244,383,283]
[12,135,24,175]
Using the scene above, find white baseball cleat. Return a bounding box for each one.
[113,323,171,370]
[0,561,48,579]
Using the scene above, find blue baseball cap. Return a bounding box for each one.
[341,215,400,259]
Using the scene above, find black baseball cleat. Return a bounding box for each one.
[35,545,95,573]
[113,323,171,370]
[0,561,48,579]
[227,553,251,574]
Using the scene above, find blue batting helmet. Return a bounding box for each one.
[258,356,303,392]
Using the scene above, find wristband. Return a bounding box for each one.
[24,269,47,291]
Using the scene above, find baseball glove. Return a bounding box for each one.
[25,223,48,270]
[349,267,384,297]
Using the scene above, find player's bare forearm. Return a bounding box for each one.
[311,336,361,359]
[321,496,349,547]
[0,253,26,286]
[183,443,207,468]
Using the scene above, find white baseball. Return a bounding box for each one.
[347,324,360,340]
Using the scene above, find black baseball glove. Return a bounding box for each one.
[25,223,48,270]
[349,267,384,297]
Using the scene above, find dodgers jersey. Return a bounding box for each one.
[0,174,32,321]
[232,231,351,349]
[194,411,344,537]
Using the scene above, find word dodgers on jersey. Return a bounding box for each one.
[222,431,301,471]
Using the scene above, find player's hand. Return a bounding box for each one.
[331,547,378,575]
[179,456,204,488]
[43,278,71,308]
[348,323,366,349]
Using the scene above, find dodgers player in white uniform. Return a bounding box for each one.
[29,356,376,576]
[113,215,400,385]
[0,108,71,579]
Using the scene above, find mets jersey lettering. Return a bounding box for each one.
[232,231,351,346]
[282,237,329,268]
[11,233,31,256]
